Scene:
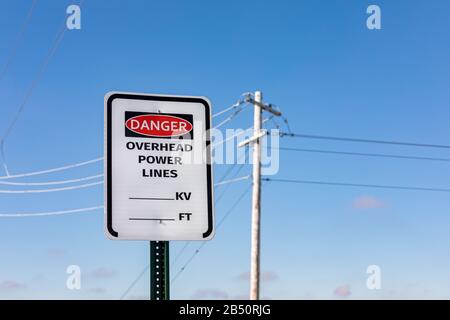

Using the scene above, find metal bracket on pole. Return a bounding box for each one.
[150,241,170,300]
[246,97,282,117]
[238,129,267,148]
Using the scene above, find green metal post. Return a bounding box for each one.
[150,241,170,300]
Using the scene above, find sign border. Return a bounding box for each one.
[105,92,214,240]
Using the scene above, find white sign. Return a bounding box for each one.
[104,92,214,240]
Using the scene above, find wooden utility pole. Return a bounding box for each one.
[239,91,282,300]
[250,91,262,300]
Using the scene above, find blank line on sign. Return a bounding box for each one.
[129,197,175,200]
[129,218,175,221]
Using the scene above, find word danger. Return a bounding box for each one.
[125,114,192,137]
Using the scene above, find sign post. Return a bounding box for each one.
[150,241,170,300]
[104,92,214,300]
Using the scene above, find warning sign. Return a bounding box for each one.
[104,92,214,240]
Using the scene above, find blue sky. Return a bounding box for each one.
[1,0,450,299]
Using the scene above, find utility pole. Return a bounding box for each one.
[250,91,262,300]
[239,91,281,300]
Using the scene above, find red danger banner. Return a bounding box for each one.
[125,111,194,139]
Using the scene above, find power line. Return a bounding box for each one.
[0,141,9,176]
[269,117,281,130]
[214,103,249,129]
[213,117,272,148]
[214,175,251,187]
[5,131,445,184]
[0,174,103,186]
[171,242,207,284]
[215,164,246,204]
[212,100,243,118]
[0,205,103,217]
[0,157,103,180]
[212,126,252,148]
[212,92,252,118]
[0,94,246,180]
[279,132,450,149]
[0,0,85,175]
[216,184,252,228]
[0,0,38,84]
[217,147,248,182]
[274,147,450,163]
[171,183,252,284]
[169,163,250,274]
[217,162,240,184]
[215,149,249,204]
[0,93,247,180]
[0,172,269,191]
[262,178,450,193]
[119,264,150,300]
[1,20,67,144]
[281,116,292,134]
[171,242,191,270]
[0,180,102,194]
[212,103,241,118]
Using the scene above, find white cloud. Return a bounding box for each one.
[237,271,278,282]
[0,280,26,292]
[191,288,229,300]
[334,285,351,298]
[352,196,385,209]
[91,267,118,279]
